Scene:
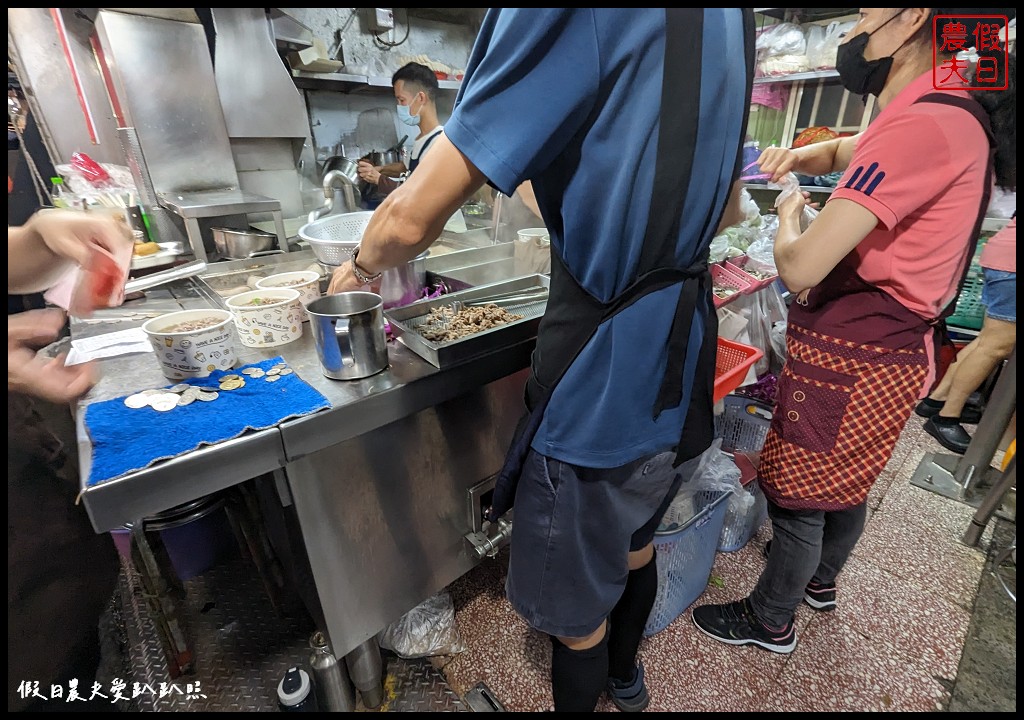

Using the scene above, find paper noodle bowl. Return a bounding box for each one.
[225,289,305,348]
[255,270,322,320]
[142,309,237,380]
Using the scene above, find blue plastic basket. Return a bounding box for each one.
[715,396,773,453]
[644,490,730,637]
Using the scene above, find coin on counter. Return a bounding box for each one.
[124,393,151,409]
[149,394,180,412]
[279,368,294,375]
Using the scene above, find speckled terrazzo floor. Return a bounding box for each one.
[432,418,1016,712]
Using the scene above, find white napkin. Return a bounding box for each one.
[65,327,152,365]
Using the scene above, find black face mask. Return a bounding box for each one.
[835,11,908,97]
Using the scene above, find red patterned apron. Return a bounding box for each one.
[759,256,931,511]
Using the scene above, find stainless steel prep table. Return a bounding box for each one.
[74,247,534,666]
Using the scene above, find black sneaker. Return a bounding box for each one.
[803,580,837,610]
[762,541,837,611]
[606,660,650,712]
[692,598,797,654]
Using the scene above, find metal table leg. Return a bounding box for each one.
[272,210,290,253]
[911,346,1016,505]
[963,456,1016,547]
[183,217,209,263]
[129,523,195,677]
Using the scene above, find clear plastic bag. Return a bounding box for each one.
[807,20,855,70]
[771,172,819,232]
[377,591,466,659]
[658,439,750,533]
[746,214,779,274]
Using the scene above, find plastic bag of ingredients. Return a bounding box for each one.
[807,20,856,70]
[657,439,749,533]
[377,591,466,659]
[755,22,809,77]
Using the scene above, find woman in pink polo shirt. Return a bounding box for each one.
[694,8,1016,654]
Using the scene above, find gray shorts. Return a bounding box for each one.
[504,449,685,639]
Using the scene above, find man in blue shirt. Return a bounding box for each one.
[329,9,754,711]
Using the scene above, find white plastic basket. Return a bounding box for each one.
[298,211,375,266]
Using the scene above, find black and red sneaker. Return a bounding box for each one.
[692,598,797,654]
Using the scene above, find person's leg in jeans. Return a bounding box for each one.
[813,502,868,585]
[748,500,825,629]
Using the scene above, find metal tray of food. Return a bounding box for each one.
[385,274,550,369]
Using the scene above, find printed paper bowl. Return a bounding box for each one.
[255,270,322,319]
[225,288,305,348]
[141,309,237,380]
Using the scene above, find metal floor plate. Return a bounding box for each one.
[116,555,468,712]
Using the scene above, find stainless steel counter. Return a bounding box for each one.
[74,245,535,660]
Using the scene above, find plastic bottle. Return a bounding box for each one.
[50,177,70,208]
[309,631,356,712]
[277,666,317,712]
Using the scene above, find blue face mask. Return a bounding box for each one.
[396,94,421,127]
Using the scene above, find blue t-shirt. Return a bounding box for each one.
[445,9,750,467]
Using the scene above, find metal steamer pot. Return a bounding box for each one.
[211,227,278,259]
[366,149,401,168]
[380,251,428,310]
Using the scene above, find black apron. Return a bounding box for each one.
[486,9,756,522]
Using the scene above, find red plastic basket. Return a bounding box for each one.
[714,338,763,402]
[711,263,751,308]
[726,254,778,293]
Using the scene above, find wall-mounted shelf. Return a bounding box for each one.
[292,70,461,93]
[367,75,460,90]
[753,69,840,85]
[754,8,857,22]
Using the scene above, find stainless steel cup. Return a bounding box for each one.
[306,293,388,380]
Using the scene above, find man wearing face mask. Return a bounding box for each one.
[692,7,1016,654]
[357,62,443,196]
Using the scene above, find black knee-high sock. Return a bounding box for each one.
[607,553,658,683]
[550,630,609,712]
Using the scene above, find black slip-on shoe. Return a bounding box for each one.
[923,417,971,454]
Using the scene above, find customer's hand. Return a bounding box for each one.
[357,161,382,185]
[757,146,801,184]
[8,308,97,404]
[25,209,131,268]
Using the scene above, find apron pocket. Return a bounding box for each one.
[774,360,856,454]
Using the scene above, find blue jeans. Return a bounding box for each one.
[748,498,867,628]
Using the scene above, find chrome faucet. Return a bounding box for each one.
[308,170,360,223]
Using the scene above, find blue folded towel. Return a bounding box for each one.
[85,356,330,486]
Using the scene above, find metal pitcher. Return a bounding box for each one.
[306,293,388,380]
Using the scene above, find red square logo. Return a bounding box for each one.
[933,15,1009,91]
